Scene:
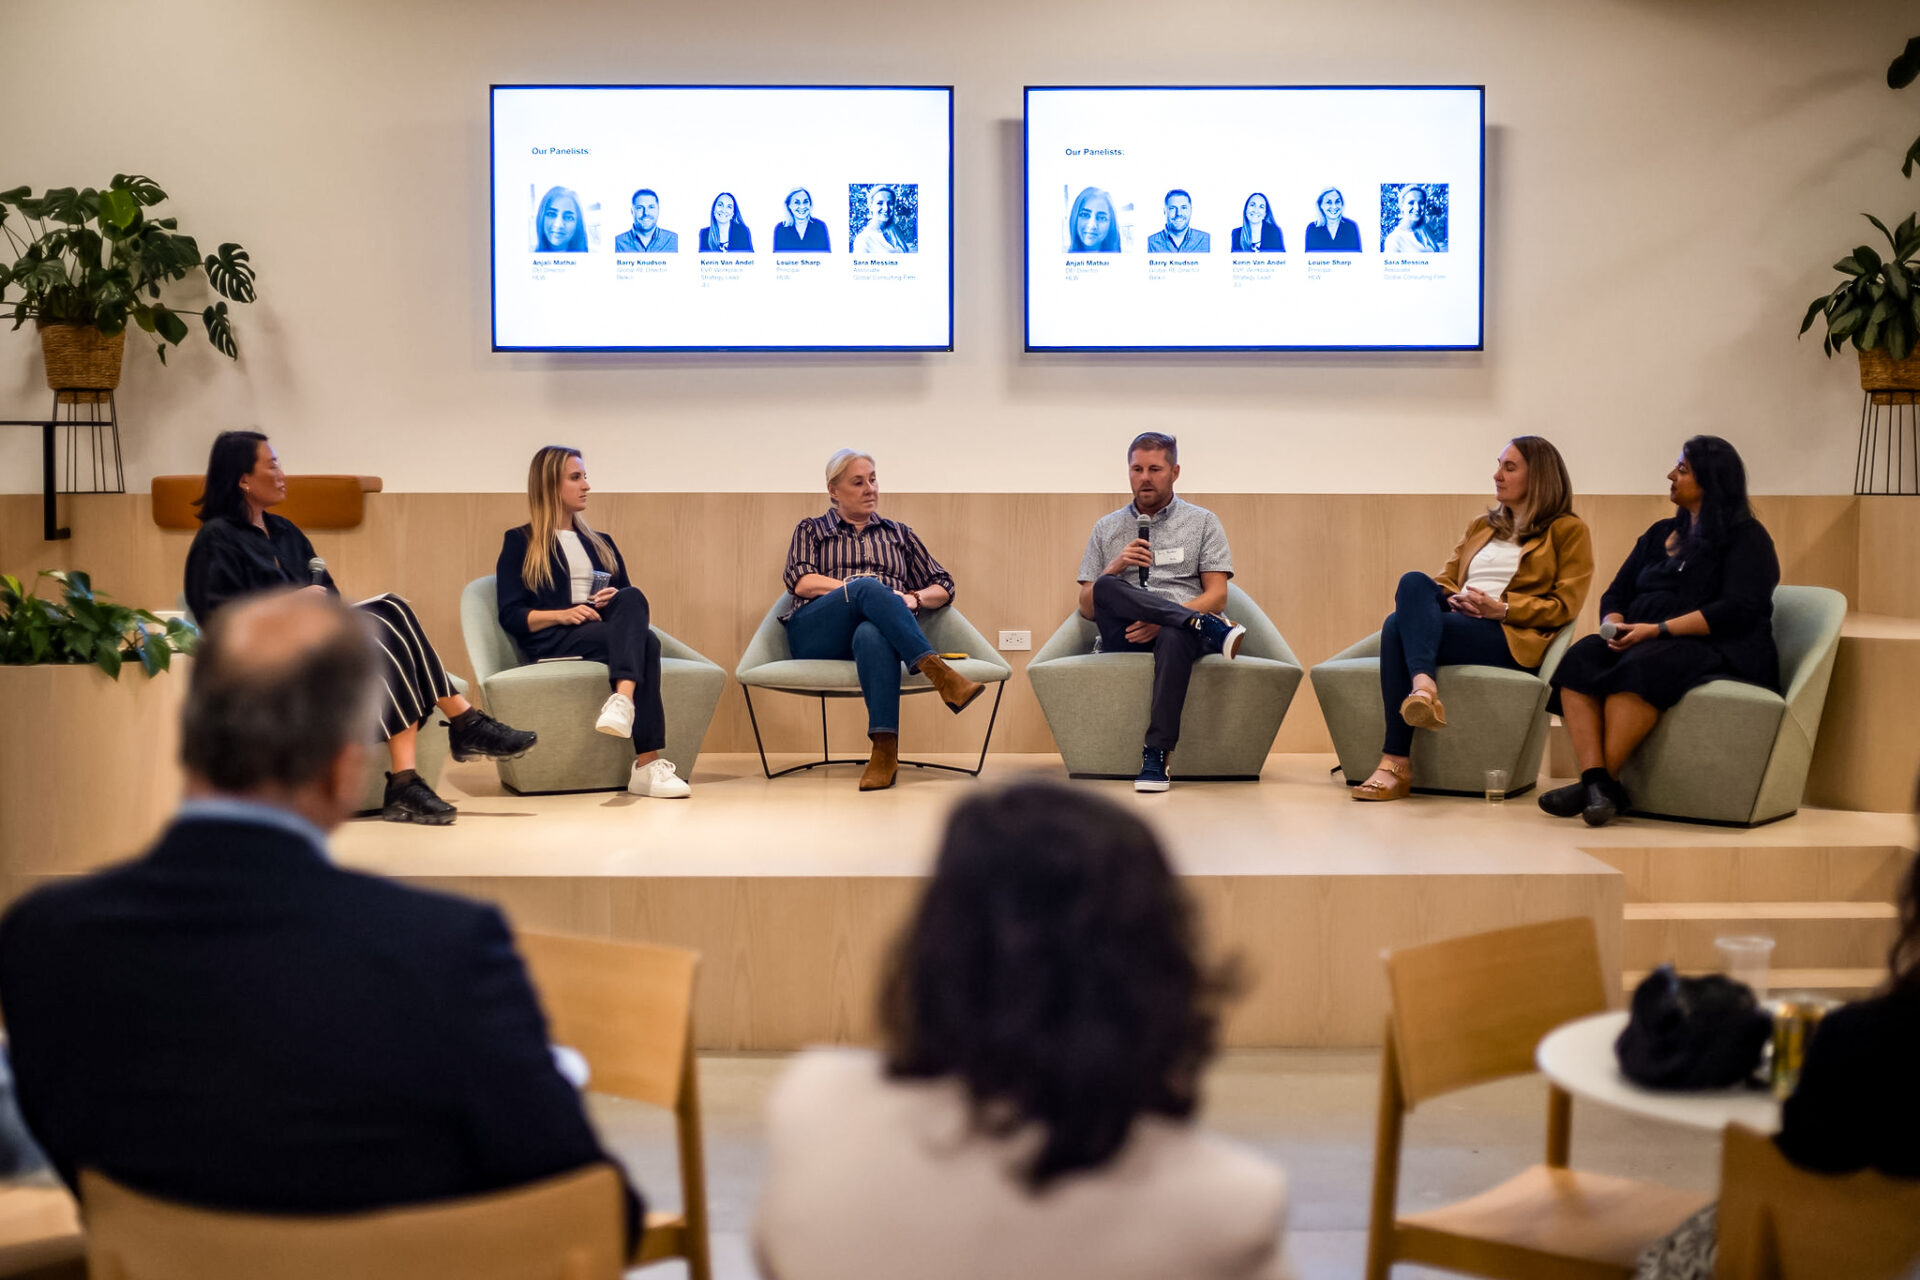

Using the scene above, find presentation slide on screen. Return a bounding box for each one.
[1025,87,1484,351]
[492,86,953,351]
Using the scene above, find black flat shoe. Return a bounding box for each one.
[1538,782,1586,818]
[1581,781,1618,828]
[382,773,456,825]
[1604,775,1632,815]
[446,711,538,762]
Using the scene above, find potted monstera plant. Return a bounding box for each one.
[1801,38,1920,393]
[0,174,256,392]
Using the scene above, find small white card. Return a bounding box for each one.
[1154,547,1186,565]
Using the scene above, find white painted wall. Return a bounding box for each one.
[1,0,1913,495]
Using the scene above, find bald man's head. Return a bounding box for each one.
[181,590,378,800]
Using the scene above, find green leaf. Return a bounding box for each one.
[1856,244,1884,274]
[1871,297,1897,325]
[94,642,121,680]
[203,302,236,358]
[1800,295,1831,335]
[153,308,188,345]
[1831,307,1866,336]
[99,187,139,232]
[1891,322,1913,363]
[1836,256,1867,276]
[1889,260,1911,301]
[203,243,254,303]
[1868,213,1897,247]
[1905,137,1920,181]
[111,174,166,207]
[1864,317,1883,351]
[131,304,157,333]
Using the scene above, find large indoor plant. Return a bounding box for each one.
[0,175,255,390]
[1800,39,1920,388]
[0,570,196,679]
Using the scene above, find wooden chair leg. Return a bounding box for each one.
[1546,1083,1572,1169]
[1365,1024,1406,1280]
[676,1042,713,1280]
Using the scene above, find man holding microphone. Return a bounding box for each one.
[1075,432,1243,793]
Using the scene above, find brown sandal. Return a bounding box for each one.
[1353,759,1412,802]
[1399,688,1448,730]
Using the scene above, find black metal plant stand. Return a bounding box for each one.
[1856,390,1920,495]
[0,389,123,541]
[740,682,1006,780]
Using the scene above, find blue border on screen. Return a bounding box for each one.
[1021,85,1487,354]
[489,84,956,354]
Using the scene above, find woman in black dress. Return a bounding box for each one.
[1540,435,1779,827]
[183,431,537,825]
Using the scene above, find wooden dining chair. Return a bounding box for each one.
[1715,1123,1920,1279]
[514,932,711,1280]
[0,1184,83,1279]
[1365,916,1712,1280]
[79,1163,626,1280]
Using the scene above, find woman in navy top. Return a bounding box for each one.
[1230,193,1284,252]
[772,188,831,252]
[700,192,753,253]
[1541,436,1779,826]
[1303,188,1362,252]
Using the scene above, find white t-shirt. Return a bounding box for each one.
[556,530,594,605]
[1463,537,1523,599]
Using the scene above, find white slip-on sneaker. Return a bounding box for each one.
[628,757,691,799]
[595,693,635,738]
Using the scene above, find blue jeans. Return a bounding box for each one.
[783,577,937,735]
[1379,571,1528,756]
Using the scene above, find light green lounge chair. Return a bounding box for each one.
[1619,585,1846,826]
[1026,583,1303,779]
[1311,628,1574,797]
[459,577,726,794]
[733,594,1013,778]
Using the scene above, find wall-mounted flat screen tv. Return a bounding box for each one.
[492,85,954,351]
[1024,86,1484,352]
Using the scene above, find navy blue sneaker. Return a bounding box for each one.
[1192,612,1246,659]
[1134,746,1171,793]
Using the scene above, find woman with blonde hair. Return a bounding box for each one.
[779,449,981,791]
[494,446,687,798]
[1351,436,1594,801]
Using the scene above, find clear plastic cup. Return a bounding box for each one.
[590,570,612,597]
[1716,935,1777,999]
[1484,768,1508,804]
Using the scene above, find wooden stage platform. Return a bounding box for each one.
[327,753,1914,1052]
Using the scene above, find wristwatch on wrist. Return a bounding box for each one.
[1657,620,1671,637]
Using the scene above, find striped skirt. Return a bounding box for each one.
[355,594,455,740]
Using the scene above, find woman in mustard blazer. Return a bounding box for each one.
[1352,436,1594,801]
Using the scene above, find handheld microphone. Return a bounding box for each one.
[1599,620,1621,641]
[1135,514,1151,587]
[308,557,327,586]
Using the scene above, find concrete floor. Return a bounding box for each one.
[595,1047,1721,1280]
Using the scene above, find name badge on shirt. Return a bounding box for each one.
[1154,547,1186,566]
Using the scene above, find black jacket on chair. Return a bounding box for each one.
[0,813,642,1246]
[494,525,632,659]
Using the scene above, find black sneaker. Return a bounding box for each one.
[1134,746,1171,793]
[1538,782,1586,818]
[446,710,538,762]
[382,773,456,825]
[1191,612,1246,659]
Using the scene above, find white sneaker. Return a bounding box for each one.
[595,693,635,738]
[628,757,690,799]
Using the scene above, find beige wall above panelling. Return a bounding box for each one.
[1,490,1870,755]
[0,1,1915,497]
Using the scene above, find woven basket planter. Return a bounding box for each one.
[37,323,125,392]
[1858,347,1920,405]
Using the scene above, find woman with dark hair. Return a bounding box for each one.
[754,782,1295,1280]
[494,446,686,799]
[700,192,752,253]
[1066,186,1121,253]
[1540,436,1779,827]
[772,188,830,253]
[1230,192,1284,253]
[183,431,537,824]
[1352,437,1593,801]
[534,187,588,253]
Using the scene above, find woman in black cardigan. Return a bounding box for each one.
[494,446,686,799]
[1541,435,1779,827]
[182,431,537,825]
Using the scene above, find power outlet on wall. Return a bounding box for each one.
[998,630,1031,652]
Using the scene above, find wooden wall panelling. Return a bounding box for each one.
[1857,497,1920,619]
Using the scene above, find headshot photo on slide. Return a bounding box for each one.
[532,185,590,253]
[1380,183,1448,253]
[700,191,753,252]
[773,187,832,253]
[613,188,677,253]
[850,183,917,253]
[1146,189,1209,253]
[1303,187,1362,253]
[1065,186,1123,253]
[1229,192,1284,253]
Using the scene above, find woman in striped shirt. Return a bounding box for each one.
[782,450,983,791]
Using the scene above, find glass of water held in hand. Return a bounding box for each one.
[591,570,612,597]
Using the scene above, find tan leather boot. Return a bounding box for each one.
[915,654,984,713]
[860,732,899,791]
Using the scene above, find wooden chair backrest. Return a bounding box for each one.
[1383,916,1609,1107]
[149,475,381,531]
[514,933,697,1109]
[1715,1124,1920,1280]
[79,1165,626,1280]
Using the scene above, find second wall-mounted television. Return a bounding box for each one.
[492,85,953,351]
[1024,86,1484,352]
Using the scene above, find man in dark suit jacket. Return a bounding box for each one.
[0,590,642,1247]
